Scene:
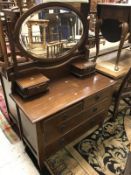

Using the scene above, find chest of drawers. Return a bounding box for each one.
[11,73,116,171]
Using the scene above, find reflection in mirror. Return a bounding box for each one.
[19,6,83,60]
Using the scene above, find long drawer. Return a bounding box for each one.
[83,87,113,109]
[45,111,106,158]
[44,101,83,125]
[44,98,110,145]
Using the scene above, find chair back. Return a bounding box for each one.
[14,0,34,14]
[0,16,8,67]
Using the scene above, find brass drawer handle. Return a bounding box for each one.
[59,124,66,132]
[62,115,67,121]
[92,107,98,112]
[95,95,100,101]
[59,138,65,146]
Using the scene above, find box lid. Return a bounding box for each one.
[16,73,49,89]
[72,60,96,70]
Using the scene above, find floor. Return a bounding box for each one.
[0,111,40,175]
[0,109,131,175]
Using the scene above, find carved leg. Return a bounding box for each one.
[36,123,46,174]
[94,18,102,62]
[115,22,129,71]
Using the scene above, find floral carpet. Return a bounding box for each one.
[0,112,19,144]
[46,113,130,175]
[0,87,9,121]
[0,87,19,144]
[73,116,129,175]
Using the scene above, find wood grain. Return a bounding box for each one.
[11,73,116,123]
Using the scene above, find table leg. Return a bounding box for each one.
[115,22,129,71]
[36,123,46,174]
[94,18,102,62]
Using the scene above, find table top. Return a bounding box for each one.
[11,73,115,123]
[98,3,131,7]
[44,0,89,3]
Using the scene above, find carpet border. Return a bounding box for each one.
[66,125,99,175]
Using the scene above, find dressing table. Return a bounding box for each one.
[0,1,116,172]
[11,73,115,171]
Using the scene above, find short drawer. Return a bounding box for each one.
[44,98,110,145]
[84,87,112,109]
[45,111,106,158]
[44,101,83,127]
[99,6,129,22]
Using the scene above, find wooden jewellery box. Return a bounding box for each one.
[15,73,50,99]
[71,60,96,77]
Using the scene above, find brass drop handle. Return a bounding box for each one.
[59,124,66,132]
[92,107,98,112]
[59,138,65,146]
[95,95,100,100]
[62,115,67,121]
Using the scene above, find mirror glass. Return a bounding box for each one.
[19,6,83,60]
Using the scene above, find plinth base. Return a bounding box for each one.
[96,48,131,79]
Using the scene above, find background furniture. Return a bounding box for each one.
[95,3,131,71]
[0,17,8,67]
[112,68,131,119]
[26,19,49,49]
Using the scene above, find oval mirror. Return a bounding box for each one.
[15,2,87,65]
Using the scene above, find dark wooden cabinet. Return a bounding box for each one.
[10,73,116,171]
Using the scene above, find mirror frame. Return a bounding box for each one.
[14,2,88,67]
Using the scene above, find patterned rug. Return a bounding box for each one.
[0,87,9,120]
[45,113,130,175]
[0,111,19,144]
[0,87,19,144]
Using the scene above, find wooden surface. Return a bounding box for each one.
[96,48,131,79]
[71,60,96,70]
[11,73,115,123]
[16,73,49,89]
[10,73,116,172]
[98,3,131,7]
[97,3,131,21]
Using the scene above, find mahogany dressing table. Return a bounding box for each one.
[0,2,116,173]
[11,73,115,171]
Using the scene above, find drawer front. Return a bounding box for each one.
[84,87,112,109]
[44,98,110,145]
[44,101,83,129]
[45,111,106,158]
[99,6,129,22]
